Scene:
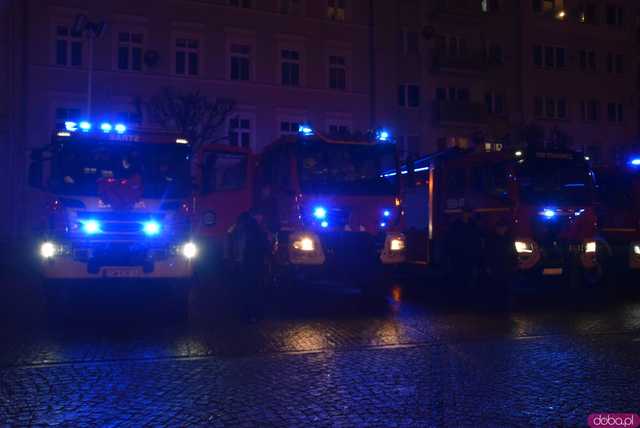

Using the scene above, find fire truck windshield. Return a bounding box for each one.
[50,141,191,198]
[516,158,593,206]
[297,143,397,195]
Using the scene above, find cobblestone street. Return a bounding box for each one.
[1,269,639,426]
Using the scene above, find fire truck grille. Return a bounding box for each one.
[318,232,383,269]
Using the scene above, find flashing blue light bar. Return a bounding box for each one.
[313,206,327,220]
[380,222,387,228]
[114,123,127,134]
[80,219,101,235]
[299,124,314,136]
[142,220,161,236]
[64,121,78,131]
[383,210,391,218]
[320,221,329,228]
[100,123,113,133]
[376,129,391,142]
[541,208,556,219]
[630,158,640,167]
[79,121,92,132]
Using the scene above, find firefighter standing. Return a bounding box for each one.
[483,219,518,310]
[445,207,483,290]
[227,209,271,321]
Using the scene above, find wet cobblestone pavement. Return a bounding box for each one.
[1,271,639,426]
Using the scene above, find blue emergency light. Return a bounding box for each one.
[79,121,92,132]
[630,158,640,167]
[376,129,391,142]
[313,206,328,220]
[100,123,113,133]
[142,220,161,236]
[114,123,127,134]
[541,208,556,219]
[299,124,314,136]
[81,219,101,235]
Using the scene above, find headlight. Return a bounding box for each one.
[181,242,198,259]
[40,242,57,259]
[515,240,534,254]
[292,236,315,252]
[584,241,597,254]
[633,244,640,256]
[390,237,405,252]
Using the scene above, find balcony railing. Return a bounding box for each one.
[433,101,488,125]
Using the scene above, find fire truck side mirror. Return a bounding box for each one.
[28,161,44,189]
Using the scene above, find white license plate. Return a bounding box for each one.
[542,268,563,276]
[104,268,142,278]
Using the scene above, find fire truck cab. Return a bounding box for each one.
[403,146,599,284]
[255,127,406,291]
[595,157,640,276]
[29,121,198,281]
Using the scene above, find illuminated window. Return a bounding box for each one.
[117,32,144,71]
[281,49,301,86]
[327,0,346,21]
[55,25,83,66]
[328,55,347,90]
[175,37,200,76]
[230,44,251,81]
[533,0,563,13]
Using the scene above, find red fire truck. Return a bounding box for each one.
[402,146,599,284]
[255,126,406,293]
[29,121,199,285]
[594,157,640,280]
[192,143,254,268]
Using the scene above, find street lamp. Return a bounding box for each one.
[72,15,105,120]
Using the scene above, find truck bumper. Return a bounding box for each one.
[41,256,194,279]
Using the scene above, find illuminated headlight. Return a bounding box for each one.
[40,242,57,259]
[515,240,534,254]
[632,244,640,256]
[142,221,161,236]
[584,241,597,254]
[181,242,198,259]
[293,236,315,252]
[81,219,101,235]
[390,237,405,252]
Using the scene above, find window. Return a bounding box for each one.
[484,92,505,115]
[533,0,563,13]
[606,5,623,27]
[328,55,347,90]
[534,96,567,119]
[401,29,419,55]
[55,107,81,126]
[447,36,468,58]
[398,84,421,107]
[55,25,83,66]
[485,42,503,65]
[437,87,470,102]
[578,2,598,24]
[481,0,500,13]
[228,117,252,149]
[578,50,596,71]
[280,120,302,136]
[580,100,600,121]
[607,53,624,73]
[117,31,144,71]
[230,44,251,81]
[533,45,565,69]
[229,0,252,8]
[281,49,301,86]
[327,0,346,21]
[607,102,623,123]
[280,0,303,15]
[175,37,200,76]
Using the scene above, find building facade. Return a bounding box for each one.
[1,0,639,241]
